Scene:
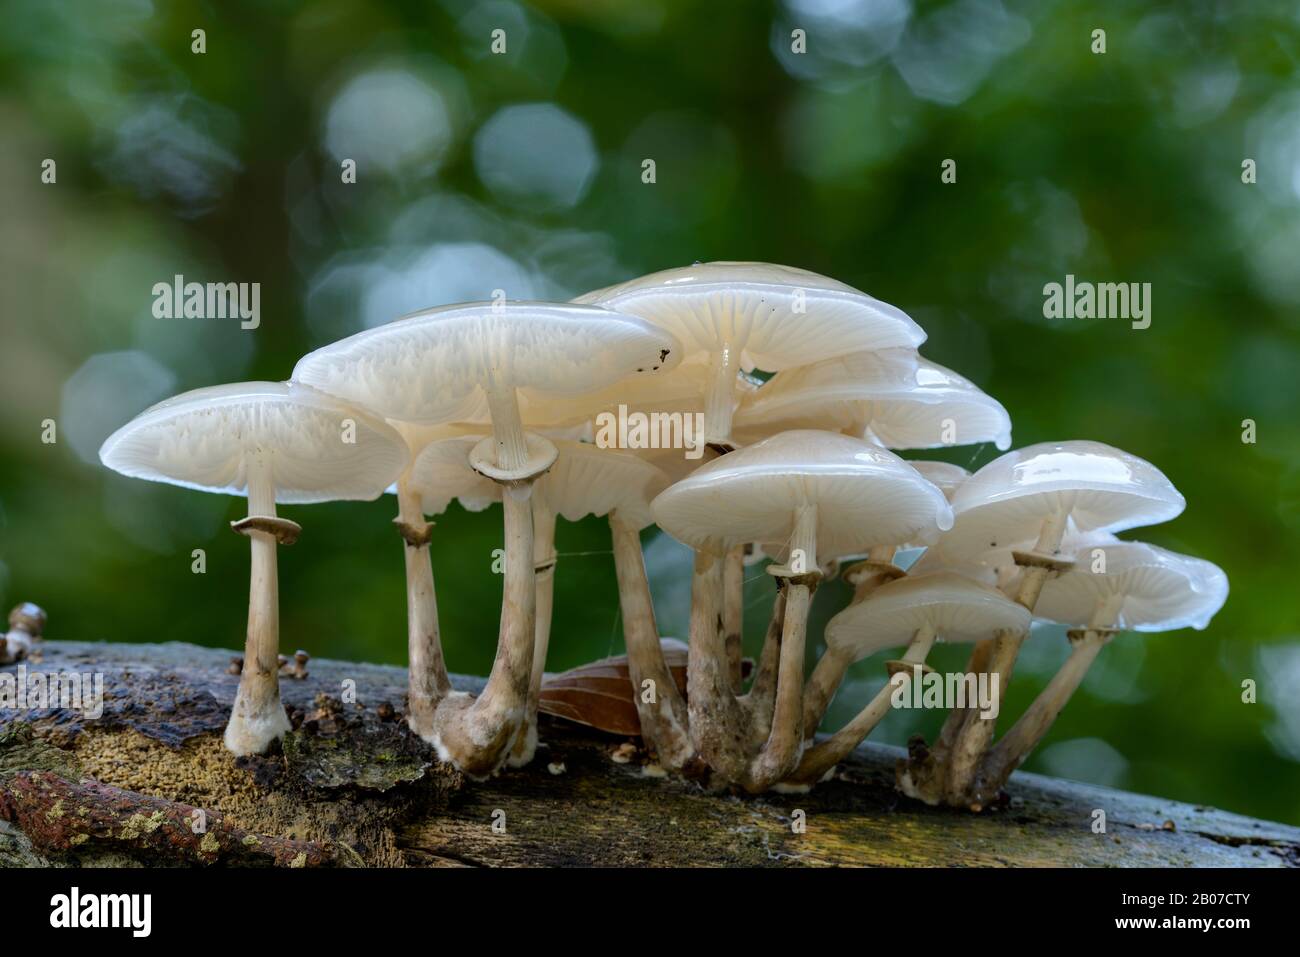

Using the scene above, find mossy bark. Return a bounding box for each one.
[1,640,1296,868]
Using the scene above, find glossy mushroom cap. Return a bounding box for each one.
[735,353,1012,452]
[539,440,670,531]
[577,262,925,371]
[912,520,1103,587]
[291,301,680,425]
[825,571,1032,663]
[627,445,710,485]
[907,461,972,501]
[503,358,717,430]
[933,440,1186,561]
[98,381,408,503]
[739,348,918,414]
[1035,538,1229,632]
[650,429,953,558]
[874,359,1012,450]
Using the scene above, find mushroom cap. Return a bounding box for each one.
[575,262,926,372]
[736,348,916,420]
[8,603,47,637]
[1035,539,1229,632]
[407,431,501,515]
[825,571,1031,662]
[912,520,1102,587]
[98,381,408,504]
[907,461,972,501]
[538,440,671,531]
[625,444,708,486]
[735,353,1012,451]
[458,355,739,430]
[934,440,1185,561]
[650,429,953,558]
[292,301,680,425]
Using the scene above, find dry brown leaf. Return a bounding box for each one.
[538,638,751,738]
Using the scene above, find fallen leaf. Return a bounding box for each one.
[539,639,751,737]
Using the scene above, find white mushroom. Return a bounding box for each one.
[907,460,972,501]
[578,262,926,449]
[902,440,1186,806]
[735,352,1012,451]
[652,429,952,791]
[98,382,408,755]
[778,572,1030,791]
[293,301,678,776]
[970,538,1227,802]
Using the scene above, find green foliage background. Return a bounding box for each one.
[2,0,1298,823]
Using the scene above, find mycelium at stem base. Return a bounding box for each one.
[224,456,294,757]
[396,475,450,743]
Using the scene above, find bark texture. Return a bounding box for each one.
[1,640,1296,868]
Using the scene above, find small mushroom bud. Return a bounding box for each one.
[376,701,396,722]
[227,657,244,676]
[9,602,47,638]
[280,650,310,680]
[2,603,47,665]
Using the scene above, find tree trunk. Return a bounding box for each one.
[1,640,1296,868]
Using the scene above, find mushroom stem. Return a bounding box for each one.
[943,508,1069,804]
[802,545,899,737]
[702,343,739,446]
[783,625,936,789]
[508,502,556,767]
[485,385,529,474]
[897,636,992,803]
[748,504,819,790]
[397,474,449,742]
[973,598,1122,799]
[433,482,538,778]
[224,455,292,756]
[609,513,693,769]
[723,544,746,694]
[740,587,786,748]
[800,646,853,742]
[686,549,748,783]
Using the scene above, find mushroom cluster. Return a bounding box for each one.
[98,262,1226,802]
